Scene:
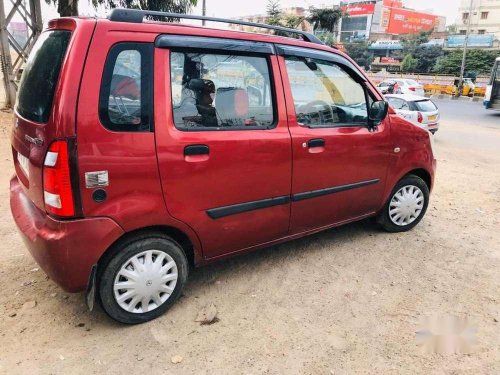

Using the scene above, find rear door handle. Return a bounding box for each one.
[307,138,325,148]
[184,144,209,156]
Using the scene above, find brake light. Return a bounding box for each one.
[43,140,75,217]
[417,112,423,123]
[409,87,416,92]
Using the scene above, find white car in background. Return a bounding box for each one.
[394,79,425,96]
[386,94,440,134]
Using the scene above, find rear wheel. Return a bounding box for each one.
[98,235,188,324]
[377,175,429,233]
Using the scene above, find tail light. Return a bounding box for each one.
[409,87,416,92]
[417,112,423,123]
[43,140,75,217]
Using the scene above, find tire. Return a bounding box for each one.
[98,234,188,324]
[377,175,430,233]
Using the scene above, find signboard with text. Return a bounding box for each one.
[386,8,439,34]
[341,3,376,16]
[447,34,494,48]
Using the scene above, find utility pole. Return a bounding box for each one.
[457,0,474,97]
[202,0,206,26]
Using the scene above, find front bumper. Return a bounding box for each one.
[10,176,124,292]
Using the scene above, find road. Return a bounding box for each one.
[0,100,499,374]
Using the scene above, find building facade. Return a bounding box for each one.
[339,0,446,42]
[229,7,312,34]
[454,0,500,46]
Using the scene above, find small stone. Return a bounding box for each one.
[22,300,37,309]
[370,291,378,296]
[50,293,57,297]
[195,303,219,325]
[171,355,183,364]
[494,317,498,323]
[59,355,65,360]
[30,268,39,272]
[76,323,85,327]
[9,312,17,318]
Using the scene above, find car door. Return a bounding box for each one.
[277,46,392,234]
[154,36,292,259]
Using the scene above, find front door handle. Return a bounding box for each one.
[184,144,209,156]
[184,144,209,162]
[307,138,325,148]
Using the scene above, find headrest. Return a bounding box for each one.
[110,74,140,100]
[187,79,215,94]
[215,88,249,123]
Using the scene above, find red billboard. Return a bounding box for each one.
[386,8,439,34]
[341,3,375,16]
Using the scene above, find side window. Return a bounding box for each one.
[387,97,408,110]
[284,56,368,127]
[99,43,153,132]
[171,52,275,130]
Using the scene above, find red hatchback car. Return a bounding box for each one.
[10,9,436,324]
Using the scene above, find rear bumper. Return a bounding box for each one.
[10,176,124,292]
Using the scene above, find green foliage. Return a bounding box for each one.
[401,54,417,73]
[413,45,444,73]
[266,0,282,26]
[400,30,432,56]
[433,49,498,75]
[282,15,305,29]
[344,41,374,70]
[307,6,345,33]
[47,0,197,17]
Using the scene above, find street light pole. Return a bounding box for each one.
[457,0,474,97]
[202,0,206,26]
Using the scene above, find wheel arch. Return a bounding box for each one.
[96,225,198,273]
[406,168,432,190]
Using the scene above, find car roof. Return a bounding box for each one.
[385,94,429,102]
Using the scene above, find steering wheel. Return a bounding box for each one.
[297,100,335,125]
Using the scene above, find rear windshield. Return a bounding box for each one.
[411,100,437,112]
[16,30,71,123]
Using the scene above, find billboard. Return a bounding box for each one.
[447,34,494,48]
[341,3,375,16]
[386,8,440,34]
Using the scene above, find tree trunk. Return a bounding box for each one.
[58,0,79,17]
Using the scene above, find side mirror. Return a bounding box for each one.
[369,100,389,124]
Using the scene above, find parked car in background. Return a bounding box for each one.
[395,79,425,96]
[385,94,440,134]
[377,80,400,95]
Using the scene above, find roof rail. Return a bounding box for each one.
[108,8,325,46]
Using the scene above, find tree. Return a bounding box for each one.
[344,41,374,70]
[401,54,417,73]
[433,49,498,75]
[46,0,197,17]
[282,15,305,29]
[400,30,432,56]
[413,45,444,73]
[266,0,282,26]
[307,7,345,34]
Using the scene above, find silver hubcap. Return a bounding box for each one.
[389,185,424,226]
[114,250,178,314]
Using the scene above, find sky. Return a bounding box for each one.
[36,0,461,26]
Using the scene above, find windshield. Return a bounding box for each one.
[15,30,71,123]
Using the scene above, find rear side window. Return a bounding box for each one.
[99,43,153,132]
[411,100,437,112]
[16,30,71,123]
[170,52,275,130]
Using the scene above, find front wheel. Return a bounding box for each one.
[98,235,188,324]
[377,175,430,233]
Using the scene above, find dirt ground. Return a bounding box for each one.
[0,101,499,375]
